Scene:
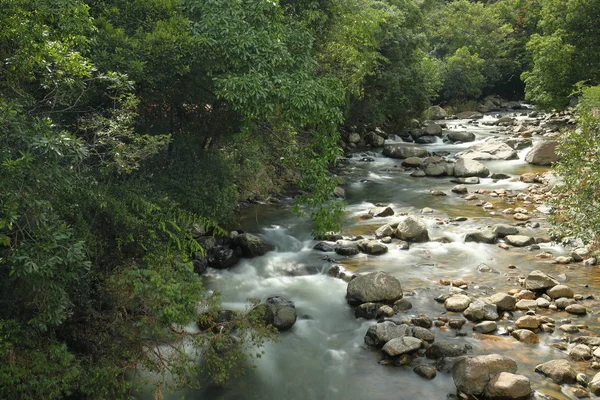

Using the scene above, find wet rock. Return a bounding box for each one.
[484,372,532,400]
[515,290,535,300]
[512,329,540,344]
[576,337,600,347]
[525,140,559,165]
[377,305,395,318]
[474,321,497,334]
[383,144,428,159]
[313,241,335,252]
[504,235,535,247]
[555,297,576,309]
[577,373,590,386]
[449,319,467,329]
[566,304,587,315]
[355,302,380,319]
[414,365,437,380]
[424,123,443,136]
[570,344,592,361]
[559,324,580,333]
[369,206,394,218]
[394,216,429,242]
[411,170,426,177]
[430,189,447,196]
[233,233,274,258]
[465,230,497,244]
[364,132,385,147]
[584,257,598,266]
[375,224,394,238]
[454,158,490,178]
[487,293,517,311]
[547,285,574,299]
[445,295,472,312]
[346,271,403,305]
[452,354,518,396]
[452,177,481,184]
[452,184,468,194]
[589,372,600,395]
[382,336,423,357]
[463,301,499,321]
[536,298,551,308]
[492,224,519,238]
[208,246,240,269]
[357,240,388,255]
[426,341,468,359]
[402,157,423,168]
[524,270,559,290]
[413,326,436,342]
[448,131,476,142]
[535,359,577,384]
[555,256,573,264]
[412,315,433,329]
[364,322,412,347]
[393,298,413,311]
[335,245,359,256]
[262,296,297,331]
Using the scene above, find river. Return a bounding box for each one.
[168,111,600,400]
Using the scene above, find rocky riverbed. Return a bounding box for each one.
[185,101,600,400]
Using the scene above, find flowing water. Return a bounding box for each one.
[166,113,600,400]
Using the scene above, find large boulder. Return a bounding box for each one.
[394,216,429,242]
[454,158,489,178]
[364,132,385,147]
[364,322,412,347]
[448,131,476,143]
[383,145,428,159]
[535,359,577,384]
[427,105,448,120]
[483,372,532,400]
[208,246,240,269]
[524,270,559,291]
[346,271,403,305]
[452,354,518,396]
[424,122,443,136]
[525,140,559,165]
[233,233,274,258]
[459,141,519,160]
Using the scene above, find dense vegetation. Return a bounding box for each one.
[1,0,598,398]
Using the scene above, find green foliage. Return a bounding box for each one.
[550,85,600,245]
[441,47,486,101]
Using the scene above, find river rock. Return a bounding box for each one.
[394,216,429,242]
[525,140,559,165]
[262,296,297,331]
[492,224,519,238]
[424,123,443,136]
[426,341,468,359]
[364,321,412,347]
[524,270,559,290]
[402,157,423,168]
[369,206,394,217]
[335,245,359,256]
[355,303,380,319]
[383,144,428,159]
[566,304,587,315]
[512,329,540,344]
[365,132,385,147]
[474,321,497,334]
[465,230,497,244]
[589,372,600,395]
[483,372,532,400]
[412,326,435,342]
[346,271,403,305]
[454,158,489,178]
[515,315,540,329]
[414,365,437,380]
[452,184,468,194]
[445,295,472,312]
[535,359,577,384]
[357,240,388,255]
[427,105,448,120]
[575,337,600,347]
[448,131,476,143]
[232,233,274,258]
[463,301,499,321]
[452,354,518,396]
[394,298,413,311]
[208,246,240,269]
[375,224,394,239]
[313,241,335,252]
[555,297,576,309]
[504,235,535,247]
[570,344,592,361]
[382,336,423,357]
[515,299,537,310]
[456,111,484,120]
[460,141,519,160]
[425,163,447,176]
[547,285,574,299]
[487,293,517,311]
